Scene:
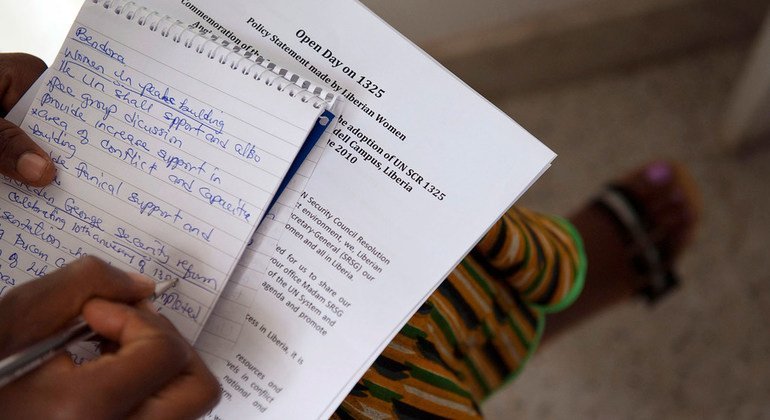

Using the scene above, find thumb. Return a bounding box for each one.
[0,118,56,186]
[0,53,55,186]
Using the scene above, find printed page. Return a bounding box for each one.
[139,0,556,418]
[0,0,323,343]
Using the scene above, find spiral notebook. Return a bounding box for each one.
[2,0,337,343]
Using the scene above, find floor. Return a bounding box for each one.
[480,41,770,419]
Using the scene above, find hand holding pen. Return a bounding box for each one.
[0,53,219,419]
[0,256,220,419]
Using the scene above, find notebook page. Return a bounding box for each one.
[197,114,327,349]
[0,0,323,343]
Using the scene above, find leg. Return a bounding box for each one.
[543,161,699,342]
[333,161,699,418]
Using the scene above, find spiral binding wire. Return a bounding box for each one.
[95,0,336,110]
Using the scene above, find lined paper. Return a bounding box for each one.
[0,1,323,342]
[196,115,327,351]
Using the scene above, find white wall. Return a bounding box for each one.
[0,0,84,64]
[722,10,770,148]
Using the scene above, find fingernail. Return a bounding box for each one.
[16,152,50,183]
[127,272,156,289]
[645,162,673,185]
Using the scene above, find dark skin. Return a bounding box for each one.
[544,161,698,342]
[0,53,56,186]
[0,53,221,419]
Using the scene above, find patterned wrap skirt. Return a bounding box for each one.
[333,207,587,419]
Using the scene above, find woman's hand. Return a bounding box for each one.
[0,256,221,419]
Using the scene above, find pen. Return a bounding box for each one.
[0,278,178,388]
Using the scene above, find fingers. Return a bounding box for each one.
[131,353,221,420]
[0,250,219,418]
[0,53,55,186]
[0,118,57,186]
[0,53,46,114]
[132,354,221,419]
[81,300,219,419]
[130,316,221,419]
[0,256,155,355]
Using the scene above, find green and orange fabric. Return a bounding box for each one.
[333,207,586,419]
